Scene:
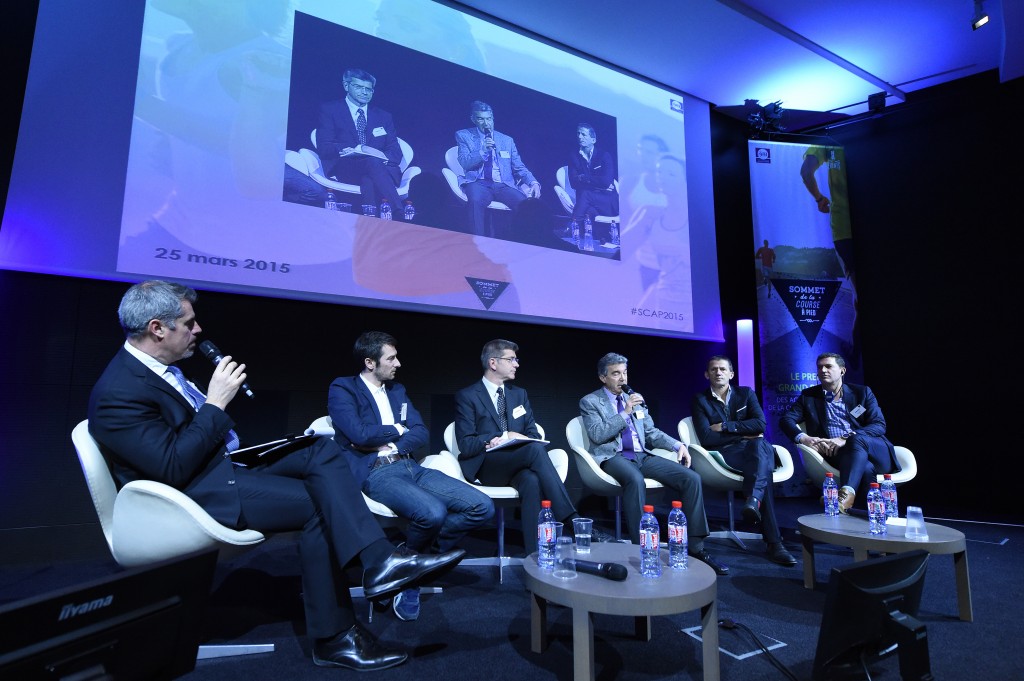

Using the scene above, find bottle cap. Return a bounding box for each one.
[672,500,682,508]
[884,474,892,479]
[825,472,834,477]
[541,500,551,507]
[870,482,880,488]
[643,504,654,512]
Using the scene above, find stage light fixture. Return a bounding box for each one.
[972,0,989,30]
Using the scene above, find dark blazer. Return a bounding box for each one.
[328,376,428,488]
[568,147,615,193]
[316,99,402,182]
[88,347,243,527]
[690,386,767,449]
[454,380,540,481]
[778,382,899,472]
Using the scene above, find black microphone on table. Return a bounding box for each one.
[569,559,628,581]
[198,340,255,398]
[621,384,647,409]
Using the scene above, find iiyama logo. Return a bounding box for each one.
[59,595,113,621]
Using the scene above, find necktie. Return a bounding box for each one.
[166,366,240,453]
[617,395,637,461]
[496,386,508,433]
[356,108,367,145]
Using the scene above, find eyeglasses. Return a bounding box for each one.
[491,356,520,365]
[348,84,374,93]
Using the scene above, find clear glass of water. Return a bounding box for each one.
[572,517,593,554]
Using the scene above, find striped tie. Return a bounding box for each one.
[166,366,240,453]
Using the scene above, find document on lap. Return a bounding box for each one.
[486,436,550,452]
[338,145,388,160]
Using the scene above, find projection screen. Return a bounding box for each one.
[0,0,723,341]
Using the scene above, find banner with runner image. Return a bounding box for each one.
[748,140,863,496]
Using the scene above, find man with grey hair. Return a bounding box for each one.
[88,280,464,671]
[579,352,729,575]
[455,100,541,235]
[317,67,402,213]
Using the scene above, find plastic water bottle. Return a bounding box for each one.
[582,215,594,251]
[639,505,662,577]
[403,199,415,221]
[570,219,580,246]
[609,221,620,246]
[324,190,338,211]
[667,500,688,570]
[867,482,887,535]
[379,199,392,220]
[880,474,898,520]
[537,500,556,570]
[823,472,839,517]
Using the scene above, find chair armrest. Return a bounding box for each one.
[796,443,838,488]
[112,480,264,567]
[420,449,468,483]
[442,168,468,202]
[547,447,569,483]
[397,166,421,197]
[688,444,744,488]
[553,185,574,214]
[363,493,399,518]
[771,444,796,483]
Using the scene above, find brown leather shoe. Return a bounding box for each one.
[837,487,856,514]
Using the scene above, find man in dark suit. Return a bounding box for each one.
[690,355,796,566]
[317,68,402,214]
[779,352,899,513]
[454,339,606,554]
[568,123,618,235]
[328,331,492,622]
[454,100,540,236]
[579,352,729,575]
[88,281,463,672]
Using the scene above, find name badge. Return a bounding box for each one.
[850,404,866,418]
[635,409,645,420]
[400,403,408,421]
[512,405,526,419]
[499,150,511,158]
[372,126,386,137]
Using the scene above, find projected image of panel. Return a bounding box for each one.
[1,0,723,341]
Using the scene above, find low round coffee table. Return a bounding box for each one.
[797,513,972,621]
[522,542,719,681]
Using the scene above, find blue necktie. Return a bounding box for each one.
[166,366,240,453]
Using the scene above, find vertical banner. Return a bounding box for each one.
[748,140,863,495]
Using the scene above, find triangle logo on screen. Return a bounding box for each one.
[775,278,842,347]
[465,277,510,310]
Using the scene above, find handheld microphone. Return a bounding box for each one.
[198,340,255,398]
[569,559,628,581]
[621,384,647,409]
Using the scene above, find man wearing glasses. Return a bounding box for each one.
[316,68,402,214]
[455,339,612,554]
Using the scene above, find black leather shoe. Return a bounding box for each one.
[362,545,465,601]
[312,622,407,671]
[766,542,797,567]
[690,548,730,576]
[742,497,762,524]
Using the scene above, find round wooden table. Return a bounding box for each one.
[522,542,719,681]
[797,513,972,621]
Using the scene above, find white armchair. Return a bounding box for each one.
[794,421,918,490]
[565,416,672,541]
[678,416,795,549]
[553,165,620,228]
[288,130,420,200]
[72,420,272,660]
[419,422,567,582]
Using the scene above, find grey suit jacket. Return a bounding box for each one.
[578,388,681,465]
[455,127,537,190]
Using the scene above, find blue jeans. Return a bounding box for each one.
[363,459,494,553]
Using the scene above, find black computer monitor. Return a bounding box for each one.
[812,549,933,681]
[0,548,218,680]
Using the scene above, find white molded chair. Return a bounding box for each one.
[678,416,795,549]
[553,166,620,228]
[418,422,568,582]
[441,146,513,212]
[794,421,918,490]
[72,420,273,660]
[565,416,673,541]
[290,130,420,200]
